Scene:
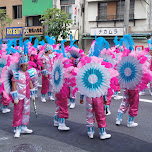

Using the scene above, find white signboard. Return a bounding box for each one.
[72,5,78,28]
[90,28,124,36]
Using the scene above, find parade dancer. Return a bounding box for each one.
[10,49,36,138]
[76,54,118,140]
[53,52,74,131]
[41,44,54,102]
[115,35,151,127]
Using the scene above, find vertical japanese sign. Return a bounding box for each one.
[72,5,78,28]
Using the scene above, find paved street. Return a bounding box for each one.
[0,88,152,152]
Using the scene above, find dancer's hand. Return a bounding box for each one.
[45,75,48,78]
[104,101,107,105]
[31,96,35,101]
[14,99,19,105]
[80,99,84,104]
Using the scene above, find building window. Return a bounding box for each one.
[0,7,6,14]
[0,7,6,10]
[116,0,134,20]
[60,0,75,5]
[98,2,107,20]
[13,5,22,19]
[61,5,72,19]
[26,15,42,27]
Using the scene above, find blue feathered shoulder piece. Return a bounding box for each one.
[24,40,29,55]
[123,34,134,51]
[34,38,38,48]
[61,39,67,58]
[70,35,78,48]
[19,37,23,48]
[147,37,152,49]
[39,40,45,46]
[45,36,56,45]
[6,40,13,54]
[12,38,17,47]
[93,37,110,57]
[29,36,34,42]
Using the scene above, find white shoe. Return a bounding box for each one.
[38,83,42,87]
[70,103,75,109]
[54,121,58,127]
[14,129,21,138]
[87,132,94,139]
[41,97,46,102]
[67,103,71,107]
[139,92,145,96]
[116,119,121,126]
[100,132,111,140]
[21,126,33,134]
[105,110,111,116]
[58,124,70,131]
[127,121,138,127]
[114,96,121,100]
[49,96,55,101]
[2,108,11,113]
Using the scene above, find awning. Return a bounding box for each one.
[22,35,43,38]
[82,36,147,40]
[2,38,20,43]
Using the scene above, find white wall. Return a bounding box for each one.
[134,0,147,19]
[88,2,98,21]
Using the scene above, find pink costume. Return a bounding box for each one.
[55,80,69,119]
[118,89,139,117]
[11,70,31,127]
[41,55,53,95]
[86,96,106,128]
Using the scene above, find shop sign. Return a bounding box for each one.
[90,28,124,36]
[24,26,43,35]
[135,46,144,51]
[6,27,23,37]
[72,5,78,28]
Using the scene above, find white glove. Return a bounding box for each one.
[31,96,35,101]
[14,98,19,104]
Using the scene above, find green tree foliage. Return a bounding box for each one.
[0,9,12,40]
[40,8,72,42]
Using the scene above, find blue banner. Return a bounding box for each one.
[6,27,23,37]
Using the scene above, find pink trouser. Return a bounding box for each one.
[55,92,69,119]
[86,96,106,128]
[118,89,139,117]
[107,94,112,106]
[12,98,30,127]
[41,75,53,94]
[116,84,120,92]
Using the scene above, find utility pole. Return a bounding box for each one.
[123,0,130,34]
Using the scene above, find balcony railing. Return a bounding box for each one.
[96,14,134,21]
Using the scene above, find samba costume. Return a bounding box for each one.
[77,37,119,139]
[2,42,36,138]
[53,40,76,131]
[65,36,84,109]
[115,35,151,127]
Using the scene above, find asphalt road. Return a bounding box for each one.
[0,88,152,152]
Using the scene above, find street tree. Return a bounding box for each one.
[0,9,12,40]
[40,8,72,42]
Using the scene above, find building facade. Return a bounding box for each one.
[0,0,25,42]
[82,0,152,52]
